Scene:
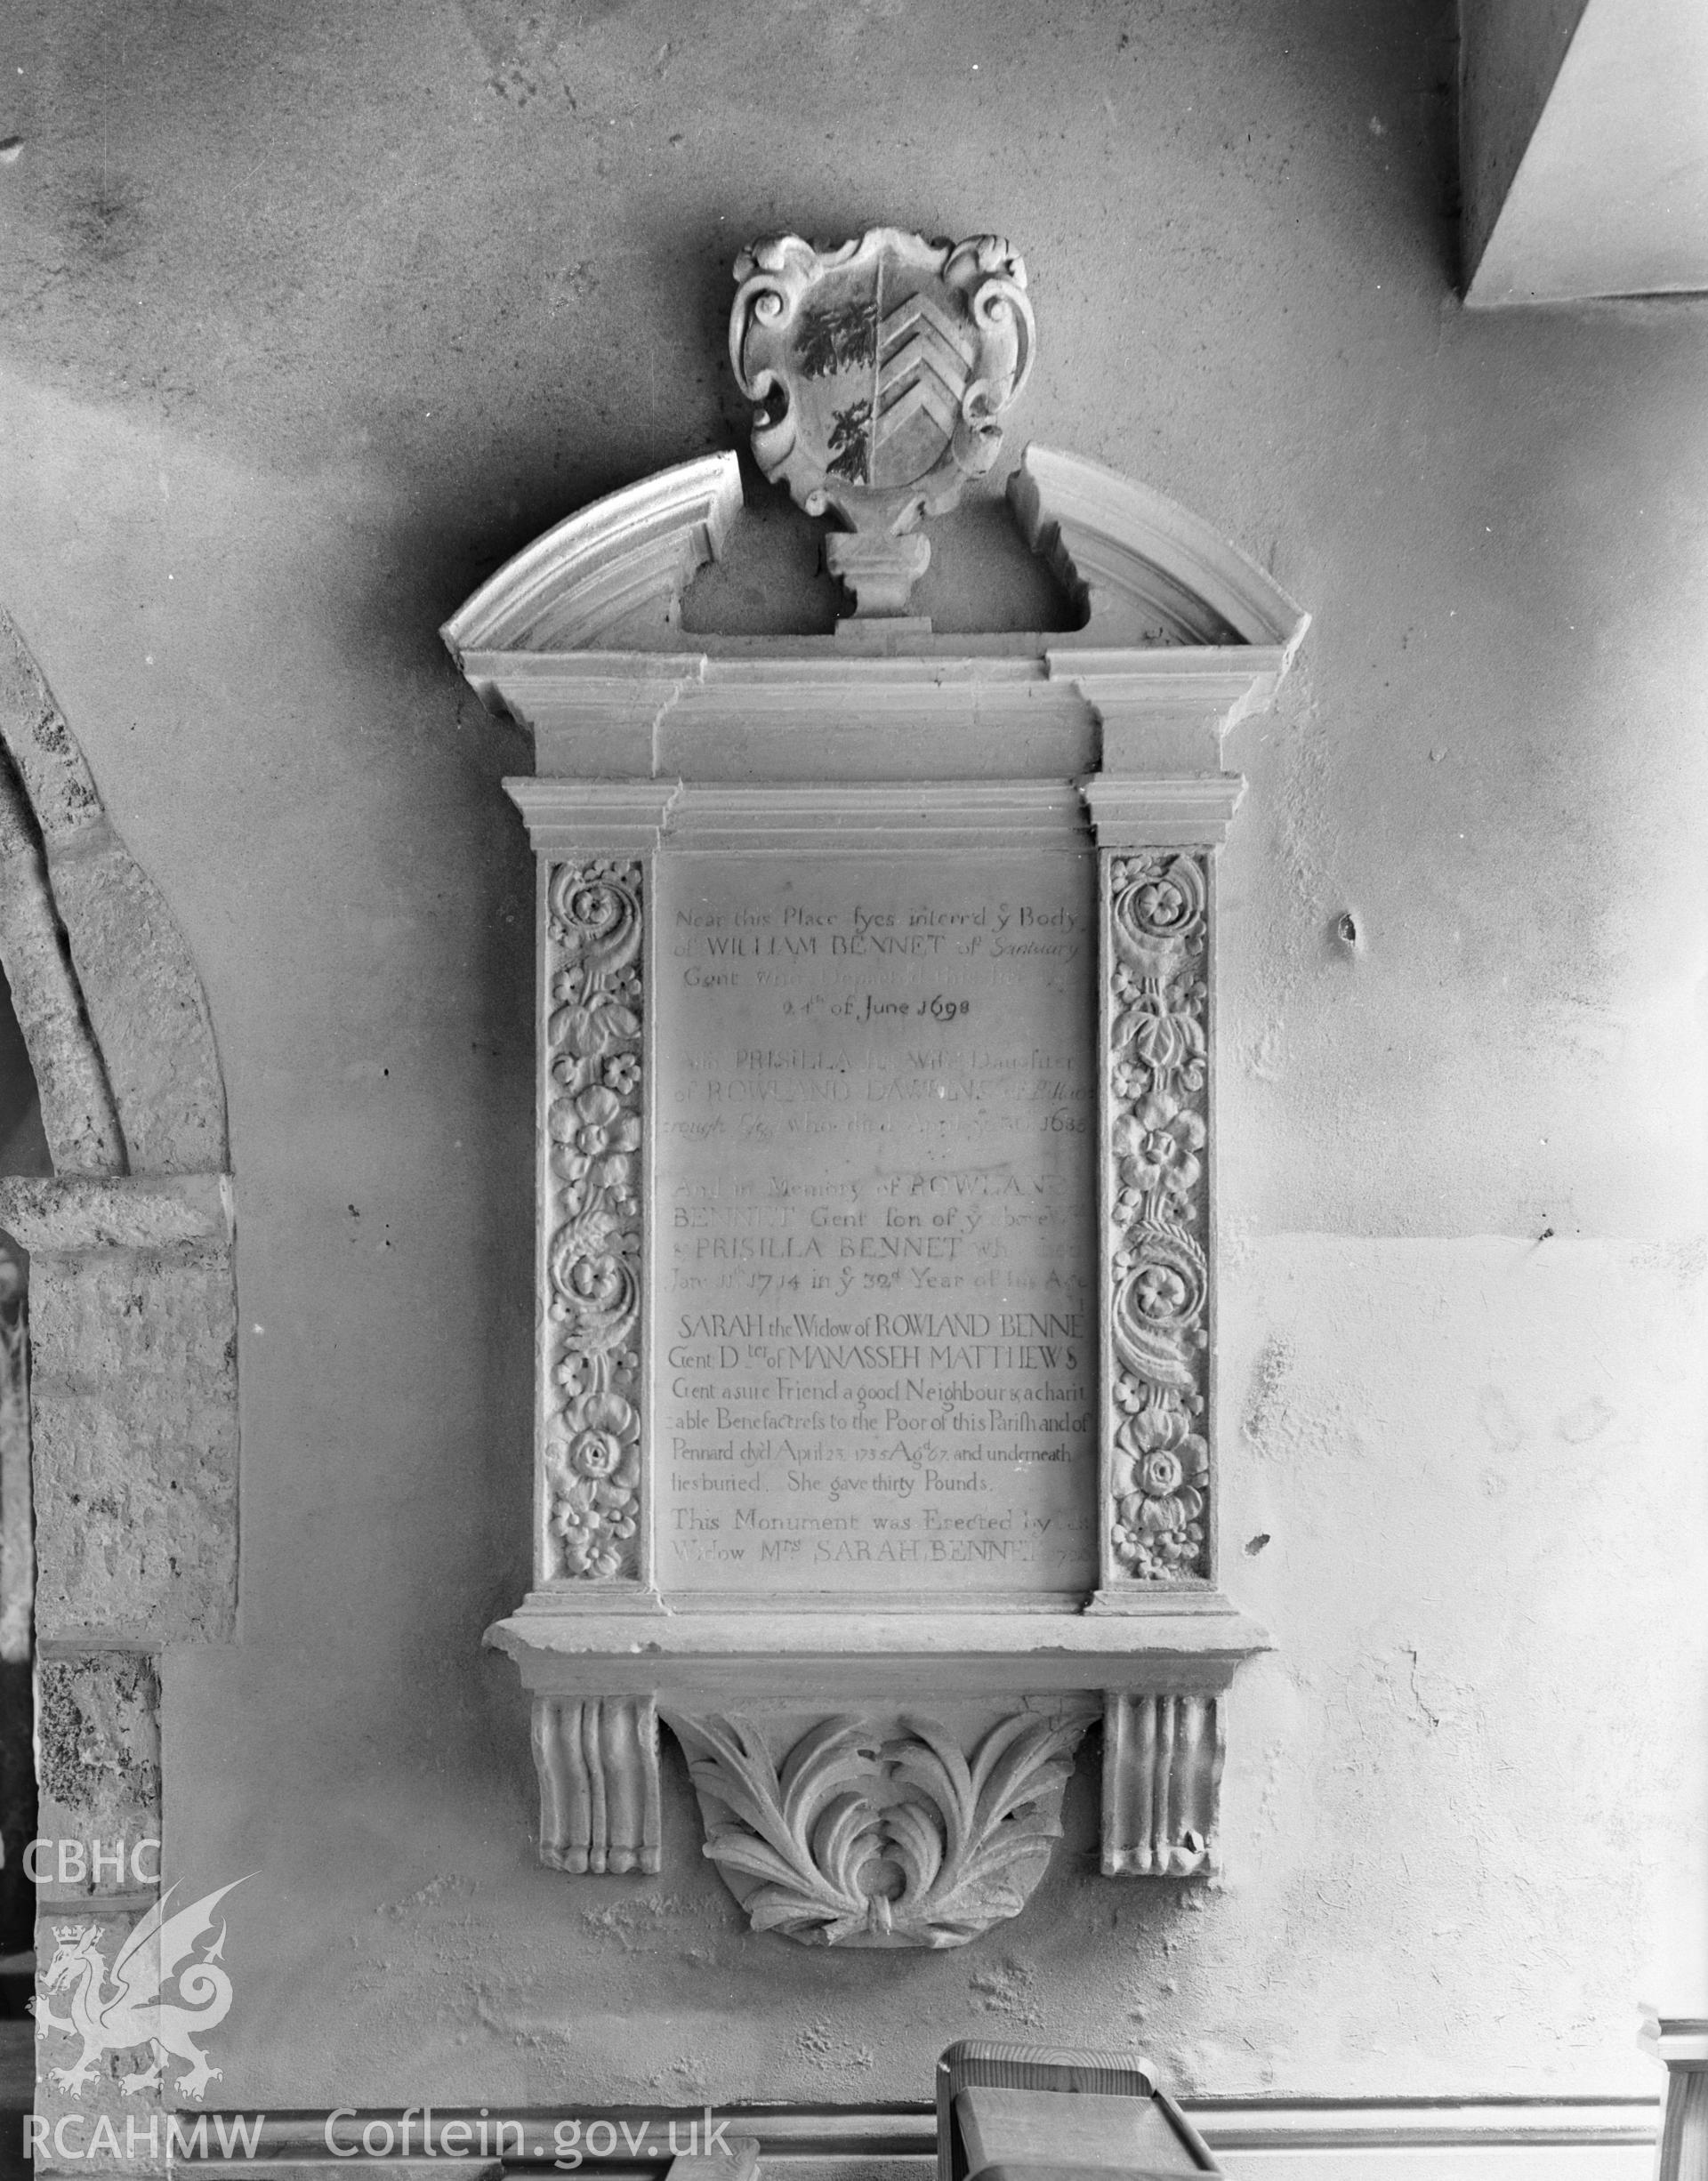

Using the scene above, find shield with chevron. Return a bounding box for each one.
[731,229,1035,530]
[866,284,979,488]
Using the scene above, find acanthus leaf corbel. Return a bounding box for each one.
[661,1704,1095,1948]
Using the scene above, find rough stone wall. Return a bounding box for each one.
[36,1654,162,1855]
[0,0,1702,2129]
[0,637,239,1652]
[0,1179,237,1646]
[31,1655,166,2156]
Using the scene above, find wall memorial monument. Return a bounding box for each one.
[443,229,1308,1948]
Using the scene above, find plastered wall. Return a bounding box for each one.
[0,0,1704,2113]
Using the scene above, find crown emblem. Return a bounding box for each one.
[730,229,1035,619]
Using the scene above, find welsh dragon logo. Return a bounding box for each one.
[33,1880,242,2101]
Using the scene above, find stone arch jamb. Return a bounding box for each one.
[0,610,238,2149]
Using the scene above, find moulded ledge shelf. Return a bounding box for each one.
[486,1597,1272,1701]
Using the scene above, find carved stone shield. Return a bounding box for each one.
[729,229,1035,539]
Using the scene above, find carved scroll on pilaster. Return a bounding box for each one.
[1102,852,1211,1583]
[533,1696,661,1874]
[1101,1692,1222,1878]
[665,1710,1091,1948]
[544,861,645,1581]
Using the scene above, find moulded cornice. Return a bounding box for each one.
[458,648,1287,785]
[504,776,1246,854]
[501,780,679,854]
[504,777,1093,855]
[1082,774,1247,848]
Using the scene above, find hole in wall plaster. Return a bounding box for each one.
[1247,1021,1285,1081]
[968,1955,1044,2028]
[1244,1533,1270,1556]
[1243,1336,1293,1449]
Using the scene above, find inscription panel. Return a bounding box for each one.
[656,852,1097,1597]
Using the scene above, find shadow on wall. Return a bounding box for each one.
[0,969,45,1973]
[0,973,49,1185]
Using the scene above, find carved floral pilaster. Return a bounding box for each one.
[1101,851,1213,1586]
[542,859,646,1581]
[665,1708,1093,1947]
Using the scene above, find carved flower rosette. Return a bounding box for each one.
[544,860,644,1580]
[1106,853,1211,1581]
[729,229,1035,536]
